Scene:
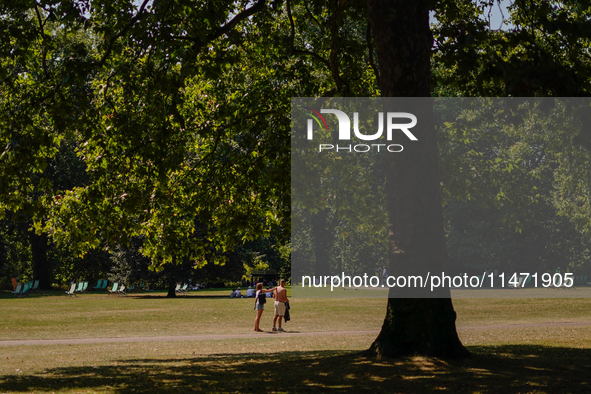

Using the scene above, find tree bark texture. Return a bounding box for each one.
[366,0,468,358]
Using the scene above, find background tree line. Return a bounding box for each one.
[1,0,591,356]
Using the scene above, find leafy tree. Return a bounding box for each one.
[433,0,591,98]
[426,0,591,357]
[0,217,32,287]
[1,1,295,295]
[291,128,389,282]
[2,0,374,297]
[37,0,290,267]
[433,1,591,236]
[0,4,98,288]
[2,0,589,360]
[445,199,591,276]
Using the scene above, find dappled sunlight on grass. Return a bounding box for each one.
[2,295,591,392]
[1,346,591,393]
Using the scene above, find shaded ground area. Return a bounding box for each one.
[1,345,590,393]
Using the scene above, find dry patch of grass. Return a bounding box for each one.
[2,292,591,392]
[0,290,385,340]
[454,298,591,327]
[1,338,590,393]
[0,334,377,375]
[460,324,591,349]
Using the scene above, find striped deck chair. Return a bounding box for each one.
[108,282,119,294]
[65,283,77,296]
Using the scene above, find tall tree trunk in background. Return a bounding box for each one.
[365,0,468,358]
[311,209,332,277]
[164,261,178,298]
[30,231,52,290]
[167,279,177,298]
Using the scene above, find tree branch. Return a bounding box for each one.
[202,0,267,48]
[286,0,332,70]
[34,2,48,78]
[328,0,348,93]
[304,2,324,31]
[92,0,151,67]
[366,23,380,83]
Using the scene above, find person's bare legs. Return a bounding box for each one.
[272,315,284,330]
[254,309,264,331]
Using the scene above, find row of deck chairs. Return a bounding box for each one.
[65,280,126,296]
[12,280,40,297]
[65,281,89,296]
[175,283,190,294]
[106,282,126,295]
[93,279,110,290]
[92,279,126,294]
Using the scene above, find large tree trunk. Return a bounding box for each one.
[30,231,52,290]
[167,281,177,298]
[164,263,178,298]
[365,0,468,358]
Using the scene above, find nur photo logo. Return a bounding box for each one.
[303,107,418,153]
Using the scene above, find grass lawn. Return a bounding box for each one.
[1,289,591,393]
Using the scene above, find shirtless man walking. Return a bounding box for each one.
[272,279,289,332]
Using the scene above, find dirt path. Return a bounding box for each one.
[2,321,591,347]
[0,330,380,347]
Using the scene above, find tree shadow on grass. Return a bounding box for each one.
[1,346,590,393]
[127,294,232,299]
[0,291,237,300]
[0,291,56,299]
